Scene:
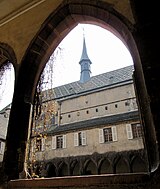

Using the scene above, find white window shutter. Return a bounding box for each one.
[112,126,117,141]
[31,139,35,153]
[0,142,2,154]
[63,135,66,148]
[0,142,5,154]
[126,124,133,139]
[74,133,78,146]
[99,129,104,143]
[41,138,45,151]
[82,131,86,145]
[52,136,56,149]
[1,142,5,154]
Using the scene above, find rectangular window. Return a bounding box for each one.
[126,123,142,139]
[36,138,42,151]
[74,131,86,146]
[57,135,63,149]
[78,132,82,146]
[99,126,117,143]
[52,135,66,149]
[104,128,112,142]
[132,123,143,138]
[36,137,45,152]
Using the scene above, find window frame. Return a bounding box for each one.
[35,137,45,152]
[74,131,86,146]
[126,123,143,140]
[52,135,66,149]
[99,126,117,144]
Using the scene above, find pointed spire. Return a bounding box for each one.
[80,34,90,61]
[79,29,92,83]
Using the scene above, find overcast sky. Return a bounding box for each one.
[0,23,133,110]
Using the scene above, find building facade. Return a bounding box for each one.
[28,38,148,178]
[0,104,11,163]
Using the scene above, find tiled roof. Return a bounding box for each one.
[42,65,134,101]
[45,111,139,135]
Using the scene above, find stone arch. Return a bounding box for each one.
[34,163,41,177]
[45,162,57,178]
[0,43,17,172]
[58,161,69,177]
[0,43,17,68]
[131,156,148,173]
[0,43,17,107]
[4,0,156,180]
[20,0,135,104]
[70,159,81,176]
[114,156,130,174]
[98,158,113,174]
[84,159,97,175]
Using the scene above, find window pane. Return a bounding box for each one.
[57,136,63,148]
[132,123,142,138]
[103,128,112,142]
[78,132,82,146]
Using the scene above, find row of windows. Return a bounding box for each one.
[35,123,142,151]
[61,99,137,119]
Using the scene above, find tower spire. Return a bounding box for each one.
[79,29,92,83]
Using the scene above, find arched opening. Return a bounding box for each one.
[131,156,148,173]
[58,162,69,177]
[99,158,113,174]
[0,62,14,163]
[0,63,14,110]
[46,163,56,178]
[28,22,143,178]
[0,43,16,181]
[72,161,81,176]
[3,0,157,181]
[115,157,130,174]
[84,160,97,175]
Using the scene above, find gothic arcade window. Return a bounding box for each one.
[29,23,148,177]
[0,62,14,111]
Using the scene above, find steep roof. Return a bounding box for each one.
[43,65,134,101]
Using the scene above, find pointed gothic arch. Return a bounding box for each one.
[131,156,148,173]
[0,43,17,68]
[72,161,81,176]
[46,162,57,178]
[70,159,81,176]
[84,159,97,175]
[58,161,69,177]
[115,156,130,174]
[98,158,113,174]
[3,0,157,180]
